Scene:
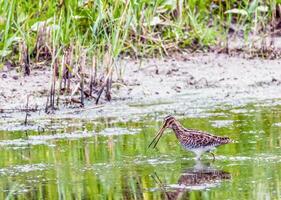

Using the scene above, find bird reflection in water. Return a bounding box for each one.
[151,161,231,200]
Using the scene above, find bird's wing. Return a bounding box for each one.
[181,129,231,148]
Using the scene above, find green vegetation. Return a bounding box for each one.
[0,0,279,62]
[0,0,280,110]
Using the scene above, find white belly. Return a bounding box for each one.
[192,147,214,154]
[183,146,215,159]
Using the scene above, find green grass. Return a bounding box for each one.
[0,0,279,63]
[0,0,280,108]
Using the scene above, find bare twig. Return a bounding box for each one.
[61,105,104,114]
[90,55,96,97]
[67,45,74,93]
[45,54,58,113]
[79,49,86,107]
[96,51,113,104]
[0,108,41,113]
[19,40,30,76]
[24,95,30,126]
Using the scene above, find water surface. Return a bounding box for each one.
[0,102,281,199]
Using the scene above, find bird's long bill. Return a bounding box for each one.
[148,125,166,149]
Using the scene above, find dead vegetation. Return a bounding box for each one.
[41,43,118,113]
[2,1,281,114]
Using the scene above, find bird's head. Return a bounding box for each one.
[148,115,177,149]
[162,115,177,129]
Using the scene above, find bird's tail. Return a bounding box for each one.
[220,137,235,144]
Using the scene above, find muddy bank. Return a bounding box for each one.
[1,53,281,122]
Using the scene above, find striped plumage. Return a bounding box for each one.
[153,161,231,200]
[148,115,233,160]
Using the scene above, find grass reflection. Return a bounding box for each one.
[0,103,281,199]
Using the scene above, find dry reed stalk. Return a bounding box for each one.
[19,40,30,76]
[34,23,52,62]
[35,25,44,61]
[89,55,96,97]
[45,56,58,113]
[24,95,30,126]
[59,47,73,93]
[105,69,112,101]
[225,34,229,54]
[59,53,65,93]
[66,46,73,93]
[96,51,113,104]
[58,46,73,105]
[79,49,86,106]
[53,57,59,102]
[175,0,183,21]
[51,60,57,109]
[270,5,277,48]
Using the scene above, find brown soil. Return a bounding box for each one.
[1,52,281,120]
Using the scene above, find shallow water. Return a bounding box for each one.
[0,102,281,199]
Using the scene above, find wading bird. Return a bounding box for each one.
[151,161,231,200]
[148,115,233,160]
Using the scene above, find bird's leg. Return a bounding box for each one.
[210,152,216,161]
[195,152,202,160]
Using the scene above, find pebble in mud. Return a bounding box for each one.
[172,85,182,93]
[12,75,18,80]
[2,74,7,78]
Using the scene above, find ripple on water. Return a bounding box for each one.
[0,163,49,176]
[210,120,234,128]
[0,132,95,148]
[167,183,221,190]
[230,108,249,114]
[272,122,281,127]
[0,123,40,131]
[0,127,140,148]
[98,127,140,136]
[0,119,86,132]
[133,154,179,166]
[217,154,281,163]
[28,131,96,140]
[0,139,47,147]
